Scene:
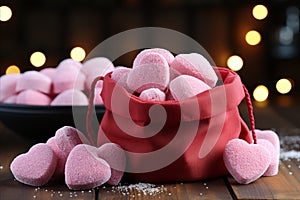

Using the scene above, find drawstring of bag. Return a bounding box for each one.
[86,76,104,146]
[243,84,257,144]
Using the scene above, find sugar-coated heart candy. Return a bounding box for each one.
[170,53,218,87]
[257,138,279,177]
[65,144,111,190]
[40,67,57,80]
[111,66,132,91]
[52,65,86,94]
[97,143,126,185]
[169,75,210,101]
[46,126,90,180]
[54,126,90,153]
[256,129,280,176]
[51,89,88,106]
[81,57,114,90]
[133,52,168,69]
[57,58,82,70]
[10,143,57,186]
[16,71,52,94]
[46,137,68,180]
[16,89,52,105]
[0,74,20,102]
[133,48,174,67]
[127,54,170,93]
[139,88,166,101]
[223,139,271,184]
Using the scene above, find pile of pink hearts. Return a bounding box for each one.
[110,48,218,101]
[224,129,280,184]
[0,57,115,106]
[10,126,126,190]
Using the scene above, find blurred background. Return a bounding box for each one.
[0,0,299,104]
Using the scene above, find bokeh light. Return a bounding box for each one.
[245,30,261,46]
[6,65,20,74]
[252,5,268,20]
[70,47,86,62]
[30,52,46,67]
[276,78,292,94]
[0,6,12,22]
[253,85,269,102]
[227,55,243,71]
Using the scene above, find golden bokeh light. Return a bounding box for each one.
[252,5,268,20]
[245,30,261,46]
[253,85,269,102]
[227,55,243,71]
[6,65,20,74]
[70,47,86,62]
[0,6,12,22]
[276,78,292,94]
[30,52,46,67]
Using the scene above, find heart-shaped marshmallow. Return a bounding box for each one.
[52,65,86,94]
[0,74,21,102]
[81,57,115,90]
[169,75,210,101]
[256,129,280,176]
[257,138,279,177]
[133,48,174,67]
[111,66,132,92]
[10,143,57,186]
[139,88,166,101]
[98,143,126,185]
[16,89,52,105]
[51,89,88,106]
[16,71,52,94]
[46,126,90,179]
[223,138,271,184]
[170,53,218,87]
[65,144,111,190]
[127,53,170,93]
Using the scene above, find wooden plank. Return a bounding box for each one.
[98,178,233,200]
[227,161,300,200]
[0,172,95,200]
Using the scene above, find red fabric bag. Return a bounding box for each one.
[87,67,255,183]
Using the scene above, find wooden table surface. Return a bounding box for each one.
[0,101,300,200]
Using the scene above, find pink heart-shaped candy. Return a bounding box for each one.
[223,139,271,184]
[46,126,90,180]
[256,129,280,176]
[127,53,170,93]
[98,143,126,185]
[65,144,111,190]
[10,143,57,186]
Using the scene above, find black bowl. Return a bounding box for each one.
[0,103,105,142]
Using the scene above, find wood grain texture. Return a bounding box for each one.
[227,160,300,200]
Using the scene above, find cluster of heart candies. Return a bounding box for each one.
[0,57,115,105]
[10,126,126,190]
[110,48,218,101]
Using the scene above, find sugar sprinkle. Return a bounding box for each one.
[112,183,168,196]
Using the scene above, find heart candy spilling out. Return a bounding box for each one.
[10,126,126,190]
[0,58,114,106]
[111,48,219,101]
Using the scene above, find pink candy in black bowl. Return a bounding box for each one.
[0,103,105,142]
